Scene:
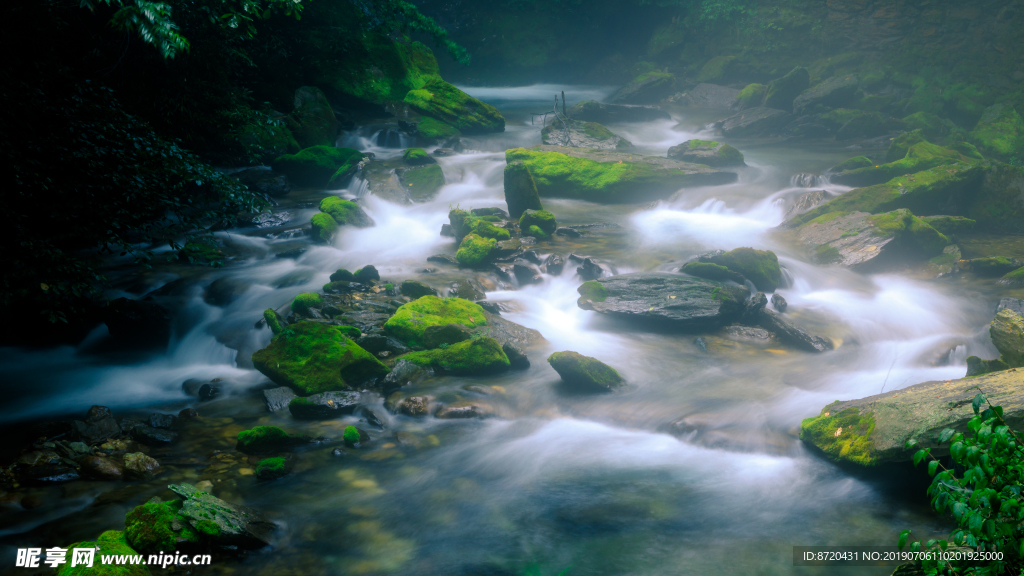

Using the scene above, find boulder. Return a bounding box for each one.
[319,197,374,228]
[835,111,904,141]
[608,71,675,105]
[58,531,147,575]
[762,67,809,112]
[263,386,297,412]
[566,100,670,123]
[400,280,438,299]
[502,342,530,370]
[792,74,859,115]
[541,118,632,150]
[399,396,431,417]
[734,83,766,110]
[396,164,446,202]
[503,161,543,219]
[310,212,339,242]
[791,209,948,269]
[966,356,1009,377]
[695,247,783,292]
[960,256,1023,277]
[422,323,474,349]
[435,401,494,419]
[668,83,739,108]
[384,296,488,348]
[667,140,745,167]
[543,254,565,276]
[404,79,505,134]
[353,265,380,283]
[288,391,361,419]
[505,146,736,203]
[71,405,122,444]
[169,483,274,549]
[576,257,604,280]
[123,452,160,480]
[969,162,1024,235]
[770,293,788,312]
[79,455,124,480]
[717,107,791,137]
[403,336,511,375]
[547,351,623,392]
[800,369,1024,465]
[103,298,171,349]
[970,103,1024,158]
[757,308,832,353]
[991,309,1024,367]
[129,424,178,446]
[520,209,557,236]
[147,413,176,429]
[455,233,497,266]
[255,456,293,481]
[286,86,338,149]
[402,147,434,165]
[382,359,434,394]
[679,262,745,284]
[270,146,364,188]
[447,278,486,301]
[576,273,748,330]
[831,141,974,188]
[416,116,460,143]
[251,321,390,395]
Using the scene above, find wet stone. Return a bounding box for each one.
[263,387,298,413]
[130,424,178,445]
[288,391,362,420]
[148,413,177,429]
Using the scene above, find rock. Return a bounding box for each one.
[695,247,782,292]
[456,233,497,266]
[504,161,543,219]
[505,146,736,203]
[130,424,178,445]
[717,107,792,137]
[169,483,275,549]
[288,391,361,420]
[103,298,171,349]
[236,426,310,454]
[791,209,949,270]
[576,273,748,330]
[543,254,565,275]
[541,118,632,150]
[502,342,530,370]
[918,215,976,236]
[404,79,505,134]
[970,103,1024,158]
[19,464,80,485]
[233,168,291,197]
[399,396,431,417]
[402,337,511,375]
[429,253,458,265]
[320,197,375,228]
[354,329,409,356]
[555,227,580,238]
[792,74,859,115]
[382,359,434,394]
[608,71,675,104]
[679,262,746,284]
[435,401,494,419]
[255,456,293,481]
[512,261,542,285]
[263,387,297,412]
[831,141,974,188]
[835,111,904,141]
[734,83,766,110]
[991,309,1024,367]
[423,323,474,349]
[965,356,1009,377]
[566,100,670,123]
[762,67,809,112]
[997,298,1024,316]
[400,280,438,298]
[547,351,623,392]
[576,257,604,281]
[79,455,124,480]
[198,383,220,401]
[722,325,777,343]
[770,293,788,312]
[71,406,121,445]
[447,278,486,301]
[286,86,338,149]
[783,189,831,219]
[384,295,488,347]
[800,369,1024,465]
[396,164,446,202]
[667,140,745,167]
[148,413,177,429]
[123,452,160,480]
[203,277,250,307]
[252,321,389,395]
[960,256,1024,277]
[270,146,365,188]
[757,308,832,353]
[667,83,739,108]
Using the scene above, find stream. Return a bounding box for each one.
[0,84,1013,575]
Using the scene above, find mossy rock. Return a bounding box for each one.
[456,233,497,266]
[416,116,459,142]
[469,219,510,241]
[404,78,505,134]
[448,208,473,239]
[832,140,975,188]
[763,66,809,112]
[696,56,736,84]
[666,139,745,167]
[400,280,438,299]
[330,269,355,282]
[291,292,322,315]
[178,239,223,266]
[319,197,374,227]
[680,262,746,284]
[264,308,285,335]
[966,356,1009,377]
[519,209,557,235]
[885,130,926,163]
[608,70,675,105]
[324,33,440,104]
[835,111,904,141]
[525,225,548,239]
[505,146,735,203]
[124,500,199,555]
[830,156,873,172]
[310,212,339,243]
[404,336,510,375]
[991,309,1024,367]
[1003,266,1024,285]
[970,104,1024,159]
[57,531,149,576]
[384,296,487,347]
[251,321,389,395]
[397,164,446,202]
[236,426,308,454]
[902,111,956,142]
[866,209,950,255]
[800,406,877,466]
[503,161,543,219]
[354,265,380,283]
[576,280,608,304]
[735,83,765,108]
[402,147,432,165]
[962,256,1022,277]
[286,86,338,149]
[700,248,782,292]
[237,118,300,162]
[547,351,623,392]
[918,215,975,236]
[969,163,1024,234]
[271,146,365,188]
[541,117,632,150]
[255,457,292,480]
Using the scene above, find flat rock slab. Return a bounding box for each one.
[170,483,275,549]
[668,83,740,108]
[801,369,1024,465]
[288,391,361,420]
[578,273,749,330]
[792,211,896,269]
[717,107,791,137]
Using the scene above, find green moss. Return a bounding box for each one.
[337,325,361,338]
[236,426,307,454]
[255,457,290,480]
[291,292,322,315]
[469,219,510,241]
[417,117,459,141]
[384,296,487,347]
[1003,267,1024,282]
[404,336,510,375]
[865,209,950,255]
[400,280,437,299]
[525,225,548,239]
[680,262,746,284]
[319,197,366,226]
[519,210,557,235]
[404,78,505,134]
[179,239,223,266]
[970,104,1024,159]
[966,256,1021,276]
[271,146,364,188]
[456,233,497,266]
[57,531,149,576]
[952,141,983,160]
[448,208,473,238]
[343,425,361,446]
[807,211,849,225]
[831,156,873,172]
[763,66,809,111]
[919,215,976,236]
[326,34,440,104]
[696,55,736,83]
[576,280,608,303]
[835,141,972,187]
[902,111,956,141]
[264,308,284,335]
[310,212,339,243]
[398,164,446,201]
[402,147,430,164]
[331,268,355,282]
[799,406,877,466]
[124,500,198,555]
[547,351,623,391]
[703,247,782,292]
[736,83,765,106]
[965,356,1010,378]
[195,519,222,537]
[814,244,842,264]
[886,130,927,163]
[251,321,389,395]
[385,282,395,291]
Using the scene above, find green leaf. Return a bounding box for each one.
[928,460,939,476]
[973,393,986,415]
[899,530,910,550]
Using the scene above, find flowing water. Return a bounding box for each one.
[0,85,1016,575]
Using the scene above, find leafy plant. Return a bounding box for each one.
[901,388,1024,575]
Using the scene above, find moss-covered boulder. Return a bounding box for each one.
[404,336,510,375]
[666,139,744,167]
[960,256,1023,276]
[505,146,736,203]
[323,33,440,104]
[902,111,957,141]
[719,107,791,137]
[834,111,904,141]
[319,197,374,227]
[271,146,365,188]
[125,499,199,555]
[831,140,975,187]
[404,78,504,134]
[695,56,735,84]
[285,86,338,149]
[918,215,975,236]
[256,457,293,480]
[384,296,487,347]
[680,262,746,284]
[310,212,340,243]
[763,67,809,112]
[178,238,224,266]
[792,209,948,269]
[469,219,510,241]
[251,321,389,395]
[792,74,859,115]
[400,280,438,299]
[57,531,149,576]
[541,117,632,150]
[290,292,322,315]
[504,161,543,219]
[456,233,497,266]
[969,162,1024,234]
[991,309,1024,367]
[168,483,274,549]
[735,83,765,110]
[396,164,446,202]
[565,100,670,123]
[416,116,460,142]
[830,156,872,173]
[970,103,1024,159]
[519,209,557,236]
[236,426,308,454]
[966,356,1009,377]
[263,308,285,335]
[402,147,433,165]
[354,265,380,283]
[800,369,1024,465]
[547,351,623,392]
[608,70,675,105]
[697,248,782,292]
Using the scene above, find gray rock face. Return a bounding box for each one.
[608,74,676,104]
[667,140,745,167]
[718,107,792,137]
[382,359,434,394]
[566,100,670,123]
[762,67,810,112]
[504,161,543,219]
[792,211,899,269]
[758,309,833,353]
[991,309,1024,367]
[170,483,275,550]
[541,118,632,150]
[997,298,1024,316]
[263,387,297,412]
[783,189,831,219]
[668,83,740,108]
[502,342,530,370]
[577,273,749,330]
[423,323,474,349]
[792,74,860,115]
[288,391,361,420]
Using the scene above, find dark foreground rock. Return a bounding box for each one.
[170,483,275,549]
[548,351,624,392]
